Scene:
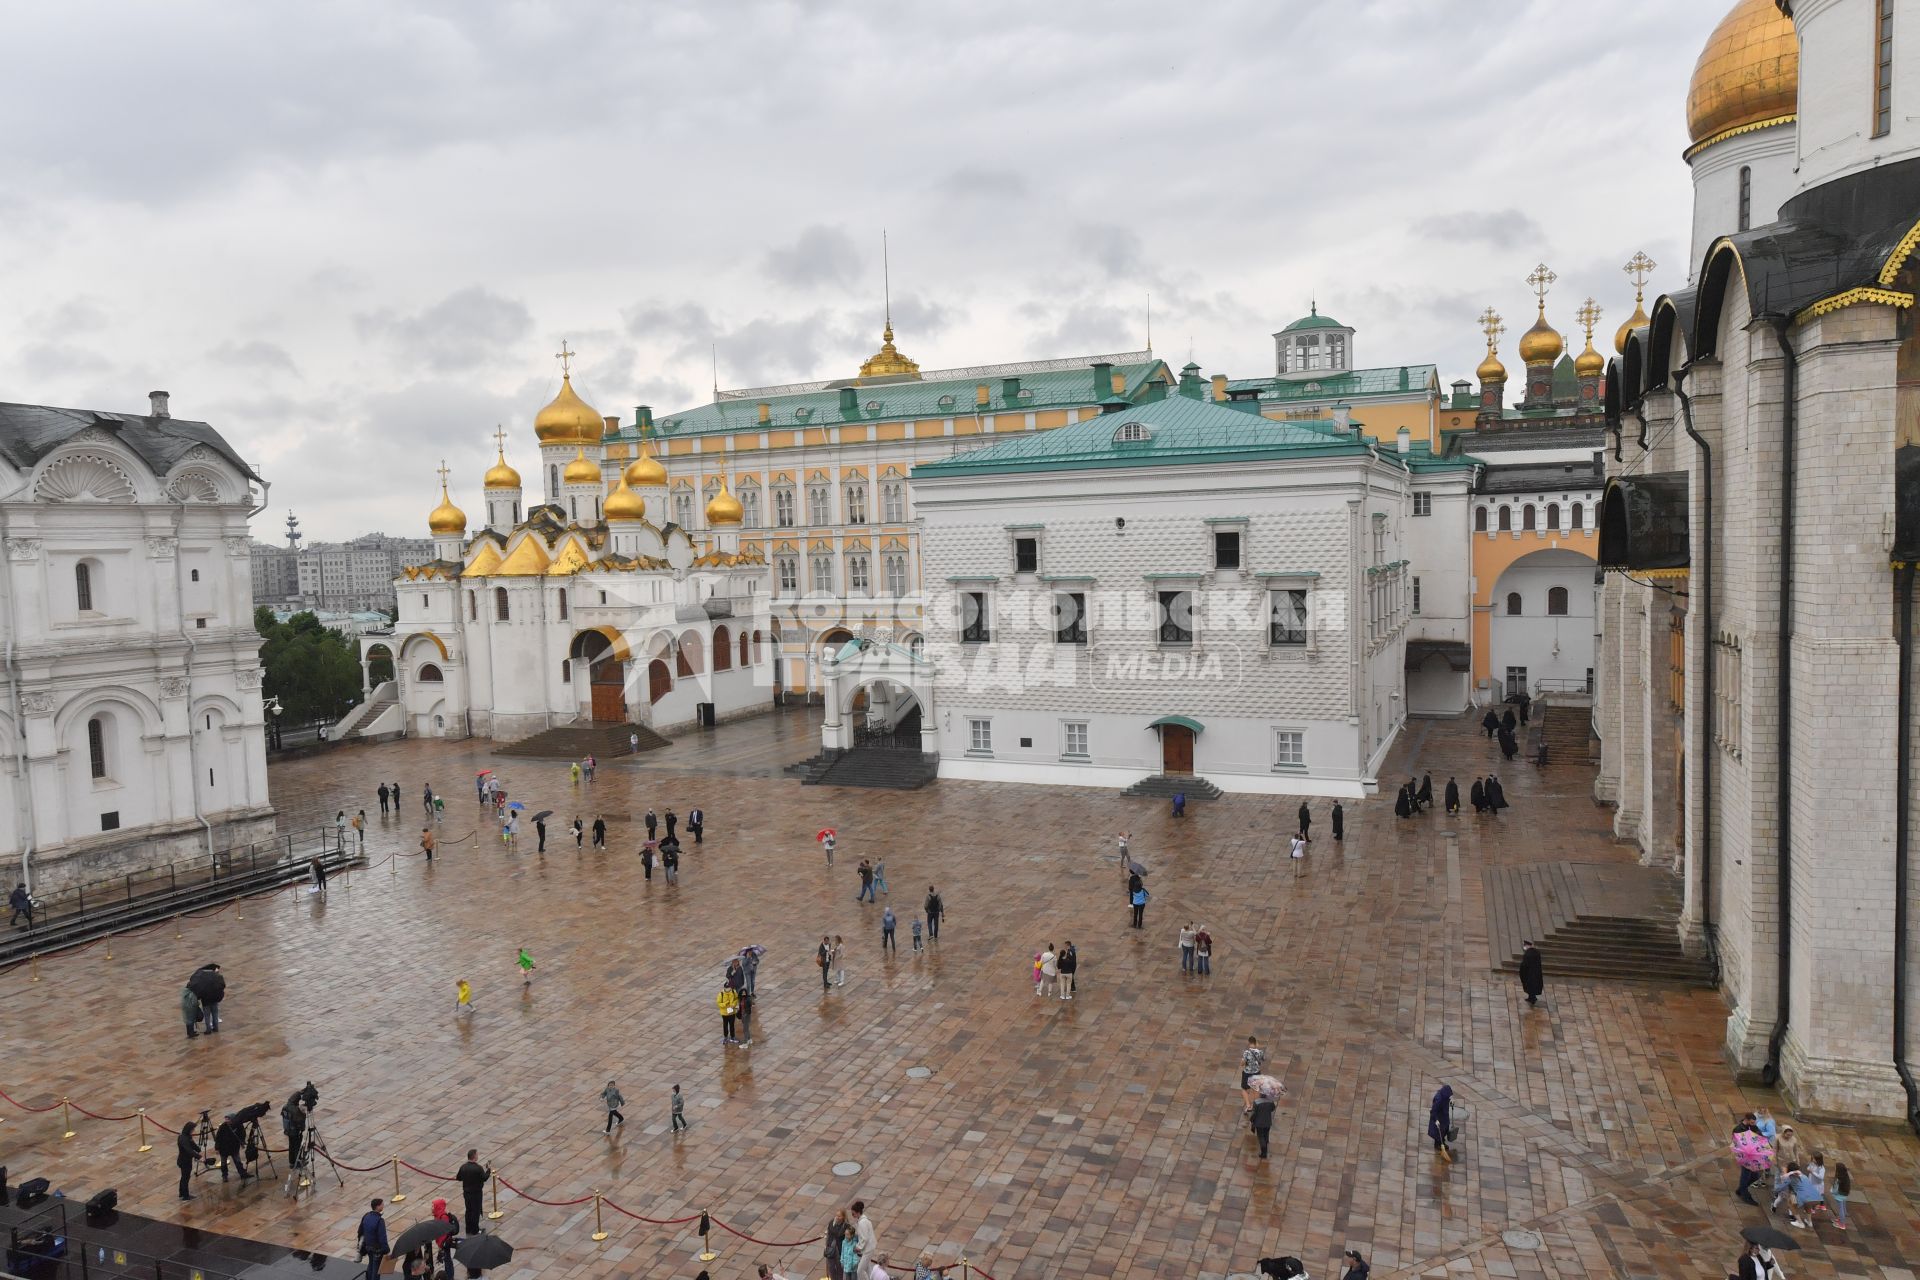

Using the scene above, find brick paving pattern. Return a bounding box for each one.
[5,709,1918,1278]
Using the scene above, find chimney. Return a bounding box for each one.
[1090,362,1113,400]
[1141,377,1169,403]
[976,383,991,406]
[1397,426,1411,454]
[634,405,654,431]
[1002,376,1021,403]
[149,390,170,419]
[839,387,859,415]
[1211,374,1228,402]
[603,415,620,438]
[1330,403,1352,434]
[757,402,771,425]
[1111,371,1127,396]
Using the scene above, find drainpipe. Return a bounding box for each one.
[173,501,214,859]
[1671,365,1720,980]
[1763,315,1798,1088]
[1895,562,1920,1134]
[0,504,37,892]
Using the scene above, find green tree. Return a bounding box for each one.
[256,611,365,724]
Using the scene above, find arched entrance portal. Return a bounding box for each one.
[571,630,627,723]
[365,643,394,688]
[850,677,923,750]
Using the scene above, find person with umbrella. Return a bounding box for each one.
[1247,1074,1287,1158]
[189,963,226,1033]
[820,828,837,865]
[453,1234,513,1275]
[532,810,549,853]
[1736,1231,1793,1277]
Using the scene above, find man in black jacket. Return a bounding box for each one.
[214,1114,251,1181]
[1519,940,1544,1006]
[176,1122,201,1200]
[455,1150,490,1235]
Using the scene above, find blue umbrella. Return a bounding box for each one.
[508,801,525,811]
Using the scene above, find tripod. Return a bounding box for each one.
[191,1113,219,1181]
[286,1120,343,1193]
[242,1118,278,1180]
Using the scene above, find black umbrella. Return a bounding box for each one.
[186,967,225,1004]
[1740,1225,1800,1251]
[454,1235,513,1270]
[391,1220,455,1256]
[530,810,553,823]
[1128,860,1148,876]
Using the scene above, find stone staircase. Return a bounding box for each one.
[1485,861,1714,986]
[1535,700,1595,764]
[790,748,938,789]
[1120,774,1225,801]
[497,721,671,760]
[333,681,397,739]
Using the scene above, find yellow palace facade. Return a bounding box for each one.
[591,324,1174,701]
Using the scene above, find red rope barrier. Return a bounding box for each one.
[397,1160,454,1180]
[68,1101,142,1122]
[598,1198,701,1226]
[707,1217,825,1248]
[315,1149,389,1174]
[496,1177,594,1208]
[0,1086,63,1113]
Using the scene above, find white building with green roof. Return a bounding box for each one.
[907,393,1478,796]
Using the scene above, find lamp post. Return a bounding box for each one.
[265,696,283,752]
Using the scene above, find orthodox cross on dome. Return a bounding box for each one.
[1575,298,1603,341]
[436,459,451,489]
[1526,263,1557,311]
[492,425,510,454]
[1623,250,1657,301]
[555,340,576,378]
[1478,306,1505,350]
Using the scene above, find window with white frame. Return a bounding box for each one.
[674,490,693,528]
[1413,492,1432,517]
[810,554,834,593]
[845,483,867,524]
[1062,721,1089,757]
[1013,536,1039,574]
[881,481,905,522]
[776,556,798,594]
[773,486,796,527]
[1412,577,1422,615]
[847,553,870,593]
[1273,729,1304,769]
[1213,530,1241,570]
[740,487,761,528]
[807,484,832,526]
[968,717,992,753]
[883,553,908,597]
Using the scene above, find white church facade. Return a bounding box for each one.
[357,358,773,743]
[0,394,275,894]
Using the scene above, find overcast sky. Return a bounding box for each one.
[0,0,1724,542]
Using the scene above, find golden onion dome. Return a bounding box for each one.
[1518,308,1564,365]
[1476,348,1507,383]
[562,448,601,485]
[1615,300,1651,354]
[483,448,522,490]
[856,323,922,383]
[705,479,744,526]
[603,478,646,523]
[428,482,467,535]
[623,445,667,488]
[534,374,604,446]
[1685,0,1798,148]
[1574,338,1606,378]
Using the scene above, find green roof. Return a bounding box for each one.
[1226,364,1439,403]
[615,357,1169,440]
[913,396,1368,478]
[1279,306,1347,333]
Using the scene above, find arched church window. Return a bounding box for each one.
[76,561,94,612]
[1474,507,1488,533]
[1507,592,1523,616]
[1497,506,1512,532]
[495,588,510,621]
[1547,587,1569,616]
[1522,504,1536,531]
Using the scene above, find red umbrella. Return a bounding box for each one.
[817,828,836,842]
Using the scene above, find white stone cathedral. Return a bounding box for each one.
[359,352,773,742]
[0,392,275,895]
[1600,0,1920,1125]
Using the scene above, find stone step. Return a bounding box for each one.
[802,748,938,791]
[1119,774,1225,800]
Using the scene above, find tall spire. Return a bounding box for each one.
[1616,251,1657,353]
[858,231,921,382]
[882,228,892,335]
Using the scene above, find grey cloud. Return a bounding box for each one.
[882,295,956,340]
[33,297,111,334]
[1021,301,1137,356]
[933,167,1029,200]
[208,340,300,378]
[715,312,859,384]
[1078,224,1148,281]
[19,342,112,379]
[354,287,534,374]
[1414,209,1547,247]
[623,300,717,341]
[762,225,867,290]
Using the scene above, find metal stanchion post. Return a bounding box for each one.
[31,954,40,983]
[961,1256,971,1280]
[137,1109,153,1152]
[390,1156,406,1203]
[697,1210,716,1263]
[61,1097,75,1139]
[590,1192,608,1242]
[175,916,183,939]
[486,1173,503,1221]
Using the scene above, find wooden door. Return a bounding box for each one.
[1161,725,1194,775]
[591,683,625,722]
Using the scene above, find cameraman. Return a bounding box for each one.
[215,1113,252,1182]
[176,1121,201,1201]
[281,1092,310,1170]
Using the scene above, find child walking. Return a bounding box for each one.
[911,917,924,953]
[453,979,472,1015]
[517,947,536,988]
[670,1084,687,1132]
